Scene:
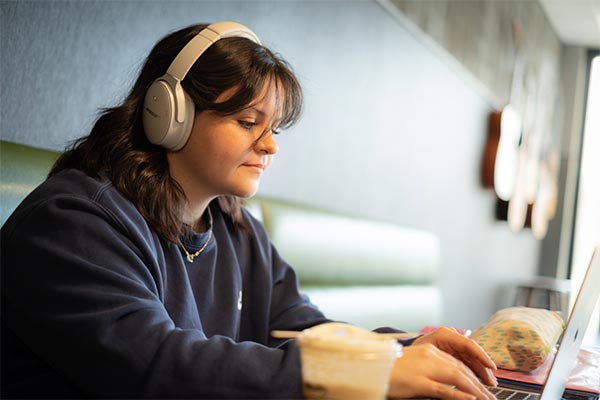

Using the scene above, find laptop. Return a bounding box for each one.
[487,245,600,400]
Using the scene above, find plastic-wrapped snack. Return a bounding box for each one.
[471,307,565,372]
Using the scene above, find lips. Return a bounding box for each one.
[242,163,265,173]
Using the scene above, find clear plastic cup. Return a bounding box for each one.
[297,323,401,400]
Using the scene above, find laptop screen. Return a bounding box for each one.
[541,246,600,399]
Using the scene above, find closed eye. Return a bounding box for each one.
[238,120,256,130]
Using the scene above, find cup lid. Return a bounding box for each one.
[296,322,400,355]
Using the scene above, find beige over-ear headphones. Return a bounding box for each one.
[142,21,261,150]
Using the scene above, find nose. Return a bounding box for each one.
[255,130,279,155]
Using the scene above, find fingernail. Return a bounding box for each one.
[488,370,498,386]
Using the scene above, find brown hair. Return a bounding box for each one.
[50,23,303,243]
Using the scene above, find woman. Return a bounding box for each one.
[1,22,496,399]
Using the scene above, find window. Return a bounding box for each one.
[570,53,600,346]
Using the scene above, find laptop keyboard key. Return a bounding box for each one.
[488,386,540,399]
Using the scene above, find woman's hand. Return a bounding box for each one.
[387,327,497,400]
[413,327,497,387]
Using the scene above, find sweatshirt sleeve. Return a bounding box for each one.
[239,207,331,347]
[0,193,312,398]
[268,244,331,334]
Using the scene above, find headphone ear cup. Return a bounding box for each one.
[168,90,195,151]
[143,78,195,151]
[143,79,176,147]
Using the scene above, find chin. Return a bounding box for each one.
[231,184,260,199]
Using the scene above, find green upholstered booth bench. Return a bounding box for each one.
[245,198,442,332]
[1,141,59,226]
[1,140,442,332]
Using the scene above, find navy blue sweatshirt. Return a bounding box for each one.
[1,169,330,398]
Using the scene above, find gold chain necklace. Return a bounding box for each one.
[181,208,213,263]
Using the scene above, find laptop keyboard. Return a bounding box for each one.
[489,386,540,399]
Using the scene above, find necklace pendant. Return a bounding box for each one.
[181,208,213,264]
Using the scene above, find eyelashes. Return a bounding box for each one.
[237,120,280,136]
[237,120,256,130]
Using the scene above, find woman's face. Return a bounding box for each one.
[167,82,281,205]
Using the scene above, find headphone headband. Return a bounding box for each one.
[167,21,261,81]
